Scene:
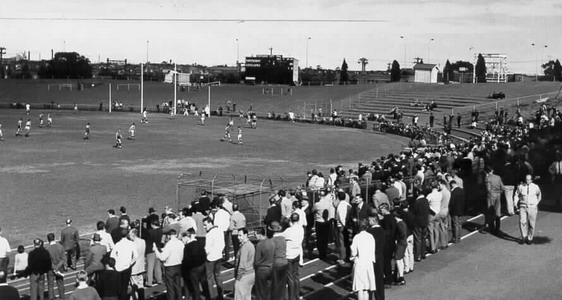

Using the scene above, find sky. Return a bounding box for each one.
[1,0,560,74]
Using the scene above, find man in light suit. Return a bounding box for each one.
[484,166,504,234]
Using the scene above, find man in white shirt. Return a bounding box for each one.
[514,175,542,245]
[229,204,247,259]
[178,208,197,236]
[283,213,304,300]
[110,229,138,300]
[426,181,442,254]
[335,190,351,265]
[129,229,146,298]
[204,218,225,300]
[91,221,114,252]
[0,227,10,276]
[154,229,184,300]
[279,190,293,219]
[214,204,231,261]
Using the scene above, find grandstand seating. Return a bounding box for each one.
[338,89,491,120]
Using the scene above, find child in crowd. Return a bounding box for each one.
[13,245,28,279]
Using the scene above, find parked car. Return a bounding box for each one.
[487,91,506,99]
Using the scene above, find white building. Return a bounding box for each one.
[413,63,439,83]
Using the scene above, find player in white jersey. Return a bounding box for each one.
[115,129,122,149]
[0,124,4,141]
[128,122,136,140]
[84,123,91,140]
[251,114,257,129]
[24,119,31,137]
[73,103,79,113]
[26,103,31,115]
[16,118,23,136]
[221,123,232,142]
[237,126,243,145]
[200,110,206,125]
[46,114,53,127]
[141,108,148,124]
[39,113,44,128]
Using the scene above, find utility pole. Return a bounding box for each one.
[0,47,5,79]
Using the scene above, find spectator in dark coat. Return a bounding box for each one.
[182,228,210,300]
[449,181,465,243]
[412,194,430,261]
[379,204,397,287]
[264,197,282,229]
[25,239,52,300]
[366,210,386,300]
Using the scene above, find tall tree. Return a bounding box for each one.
[475,53,486,83]
[443,59,453,83]
[541,60,559,81]
[554,59,562,82]
[40,52,92,79]
[340,59,349,84]
[390,60,401,82]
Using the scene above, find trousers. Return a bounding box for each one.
[206,259,223,300]
[287,256,300,300]
[47,270,65,299]
[30,273,45,300]
[146,252,163,285]
[164,265,182,300]
[520,204,538,241]
[234,272,255,300]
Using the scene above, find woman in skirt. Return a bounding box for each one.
[350,219,376,300]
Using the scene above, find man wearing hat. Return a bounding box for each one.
[25,238,52,300]
[60,219,79,270]
[85,233,107,275]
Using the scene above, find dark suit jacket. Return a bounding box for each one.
[105,216,120,234]
[264,205,281,226]
[412,196,430,228]
[182,239,206,272]
[449,187,465,216]
[26,247,52,275]
[85,244,107,271]
[353,202,371,222]
[60,226,79,250]
[146,227,164,254]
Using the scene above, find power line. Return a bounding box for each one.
[0,17,385,23]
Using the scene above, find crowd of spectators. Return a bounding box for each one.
[1,100,561,300]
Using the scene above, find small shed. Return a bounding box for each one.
[413,63,439,83]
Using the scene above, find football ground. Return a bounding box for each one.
[2,82,562,299]
[0,108,409,246]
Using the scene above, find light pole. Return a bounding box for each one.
[306,37,311,69]
[236,38,240,66]
[146,40,149,63]
[400,36,406,67]
[542,45,548,80]
[531,43,537,81]
[427,38,434,63]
